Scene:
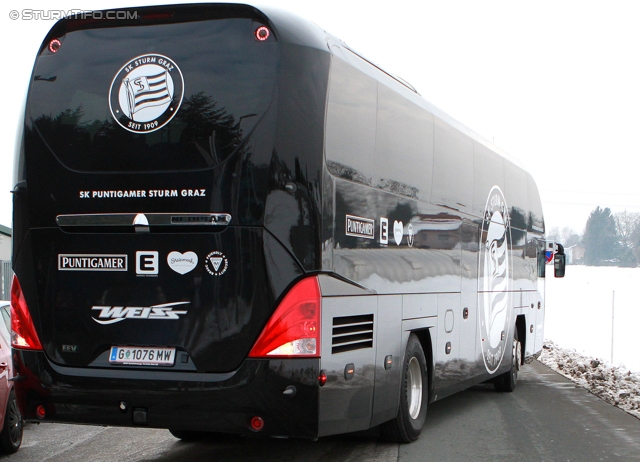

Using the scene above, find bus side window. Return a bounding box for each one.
[537,245,546,278]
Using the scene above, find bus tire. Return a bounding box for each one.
[494,327,521,392]
[380,334,428,443]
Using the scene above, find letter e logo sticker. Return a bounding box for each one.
[136,251,159,276]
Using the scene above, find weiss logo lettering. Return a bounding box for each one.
[91,301,189,325]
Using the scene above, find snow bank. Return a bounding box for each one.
[538,341,640,419]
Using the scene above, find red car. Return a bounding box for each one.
[0,302,22,453]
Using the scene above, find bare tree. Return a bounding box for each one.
[614,211,640,242]
[545,226,581,247]
[547,227,561,243]
[560,227,582,247]
[614,210,640,267]
[632,224,640,265]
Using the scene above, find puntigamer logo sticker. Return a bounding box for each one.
[109,53,184,134]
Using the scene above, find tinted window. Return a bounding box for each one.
[325,50,376,185]
[473,142,504,217]
[326,47,434,198]
[504,162,528,230]
[374,75,433,201]
[527,174,545,233]
[432,117,473,211]
[28,18,278,172]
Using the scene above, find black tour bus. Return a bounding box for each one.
[11,3,565,443]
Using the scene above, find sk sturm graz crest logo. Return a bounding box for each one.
[109,54,184,134]
[478,186,511,374]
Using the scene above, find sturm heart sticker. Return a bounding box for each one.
[393,220,403,246]
[167,251,198,275]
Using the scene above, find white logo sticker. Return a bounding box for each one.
[478,185,512,374]
[58,254,127,271]
[393,220,403,246]
[205,251,228,276]
[109,54,184,134]
[167,251,198,275]
[91,301,189,325]
[380,217,389,245]
[136,251,159,276]
[345,215,375,239]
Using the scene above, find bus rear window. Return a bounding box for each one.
[28,17,277,173]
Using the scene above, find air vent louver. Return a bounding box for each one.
[331,314,374,354]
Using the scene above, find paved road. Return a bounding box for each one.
[2,361,639,461]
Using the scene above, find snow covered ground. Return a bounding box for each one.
[540,266,640,418]
[545,265,640,372]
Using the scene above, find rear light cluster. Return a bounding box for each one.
[249,277,321,358]
[11,275,43,350]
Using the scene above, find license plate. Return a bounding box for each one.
[109,346,175,366]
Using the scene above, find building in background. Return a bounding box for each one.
[566,244,585,265]
[0,226,11,299]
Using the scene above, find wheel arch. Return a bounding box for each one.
[411,328,434,403]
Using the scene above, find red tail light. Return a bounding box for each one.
[11,275,43,350]
[248,277,321,358]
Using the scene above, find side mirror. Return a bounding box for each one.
[554,253,566,278]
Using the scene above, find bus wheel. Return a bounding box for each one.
[494,327,521,392]
[380,334,428,443]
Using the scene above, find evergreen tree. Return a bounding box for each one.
[583,206,620,265]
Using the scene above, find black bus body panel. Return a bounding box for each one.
[13,350,319,437]
[322,43,546,403]
[14,2,547,438]
[15,3,328,434]
[19,227,302,372]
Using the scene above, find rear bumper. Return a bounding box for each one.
[12,350,319,438]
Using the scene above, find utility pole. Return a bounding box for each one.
[611,291,615,364]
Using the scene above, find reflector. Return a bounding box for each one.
[49,39,61,53]
[255,26,270,41]
[250,416,264,431]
